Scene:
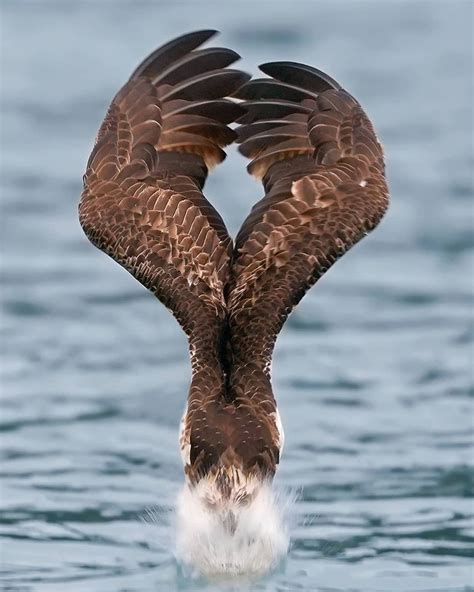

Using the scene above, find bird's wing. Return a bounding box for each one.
[229,61,389,375]
[79,31,249,369]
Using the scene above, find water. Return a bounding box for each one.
[1,1,473,590]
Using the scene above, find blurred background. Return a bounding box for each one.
[1,1,473,591]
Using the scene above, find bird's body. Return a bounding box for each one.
[79,31,389,574]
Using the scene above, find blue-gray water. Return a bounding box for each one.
[1,1,473,591]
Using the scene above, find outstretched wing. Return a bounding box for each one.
[79,31,249,366]
[229,61,389,373]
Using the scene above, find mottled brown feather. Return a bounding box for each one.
[80,45,389,486]
[79,33,250,484]
[226,62,389,474]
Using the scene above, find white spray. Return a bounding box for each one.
[175,482,291,577]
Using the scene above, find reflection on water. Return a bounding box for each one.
[1,1,473,591]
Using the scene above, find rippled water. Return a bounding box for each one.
[1,1,473,591]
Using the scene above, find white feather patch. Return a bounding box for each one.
[272,409,285,456]
[179,405,190,466]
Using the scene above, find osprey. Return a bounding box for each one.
[79,30,389,570]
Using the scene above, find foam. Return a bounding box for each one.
[175,483,291,577]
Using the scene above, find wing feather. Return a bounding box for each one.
[229,61,389,373]
[79,32,249,372]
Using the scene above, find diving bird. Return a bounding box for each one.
[79,30,389,570]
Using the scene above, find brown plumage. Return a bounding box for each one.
[228,62,389,419]
[79,35,389,522]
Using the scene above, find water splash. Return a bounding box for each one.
[174,483,292,578]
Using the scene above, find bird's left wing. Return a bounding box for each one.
[79,31,249,367]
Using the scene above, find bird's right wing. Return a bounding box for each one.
[228,62,389,377]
